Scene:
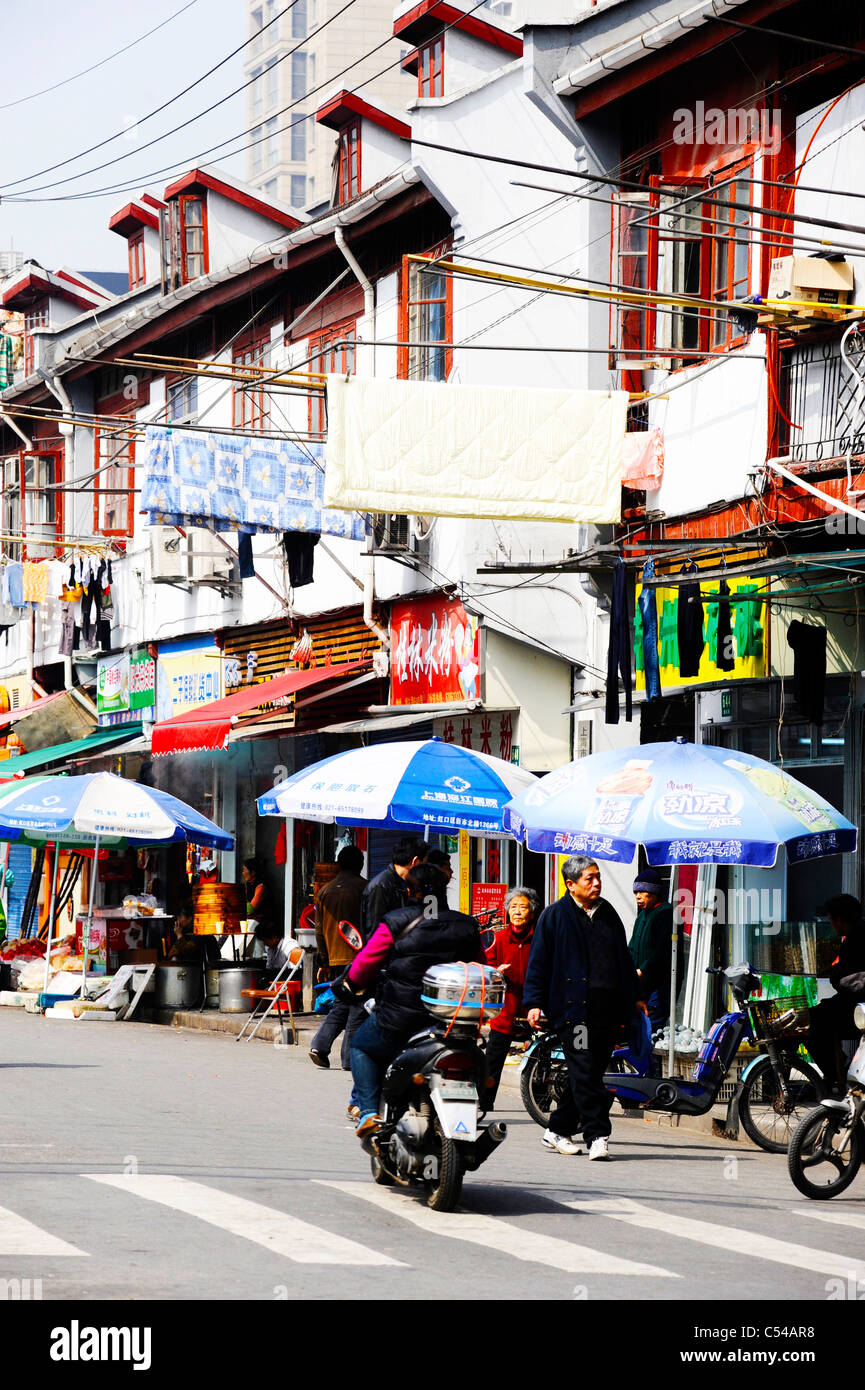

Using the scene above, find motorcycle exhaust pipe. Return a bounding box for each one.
[463,1120,508,1171]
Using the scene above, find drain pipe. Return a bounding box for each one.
[334,226,375,375]
[361,544,390,653]
[41,374,77,690]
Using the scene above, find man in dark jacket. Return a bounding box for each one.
[524,856,640,1161]
[308,846,368,1074]
[807,895,865,1094]
[345,863,485,1135]
[630,866,682,1029]
[360,835,429,942]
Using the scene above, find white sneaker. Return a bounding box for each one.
[588,1136,611,1161]
[542,1129,582,1156]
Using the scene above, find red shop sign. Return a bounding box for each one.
[390,596,481,706]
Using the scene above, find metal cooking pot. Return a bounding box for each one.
[155,963,204,1010]
[218,964,266,1013]
[204,964,221,1009]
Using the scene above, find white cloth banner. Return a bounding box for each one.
[324,376,627,523]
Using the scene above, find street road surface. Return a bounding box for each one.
[1,1012,862,1301]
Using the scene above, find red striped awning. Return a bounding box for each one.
[150,660,371,756]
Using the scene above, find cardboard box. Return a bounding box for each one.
[767,255,854,312]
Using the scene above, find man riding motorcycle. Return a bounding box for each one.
[334,862,486,1136]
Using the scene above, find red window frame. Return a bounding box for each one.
[94,421,136,539]
[23,300,49,377]
[308,320,357,436]
[179,194,208,283]
[398,244,453,382]
[128,231,146,289]
[418,37,444,97]
[611,156,754,383]
[21,449,64,558]
[337,121,361,204]
[232,333,271,431]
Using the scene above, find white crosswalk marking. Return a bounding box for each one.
[544,1193,865,1282]
[796,1206,865,1234]
[84,1174,405,1267]
[316,1181,678,1277]
[0,1203,87,1257]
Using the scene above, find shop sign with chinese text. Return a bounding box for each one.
[97,650,156,726]
[391,597,481,705]
[156,636,223,721]
[433,709,519,763]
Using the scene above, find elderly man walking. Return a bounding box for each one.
[523,856,640,1161]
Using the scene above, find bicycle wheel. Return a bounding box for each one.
[788,1105,862,1200]
[519,1048,569,1128]
[738,1053,825,1153]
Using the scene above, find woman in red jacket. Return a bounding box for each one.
[484,886,541,1106]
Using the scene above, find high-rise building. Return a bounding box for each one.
[0,251,25,278]
[243,0,415,213]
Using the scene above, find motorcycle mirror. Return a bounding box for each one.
[854,1002,865,1032]
[338,920,363,952]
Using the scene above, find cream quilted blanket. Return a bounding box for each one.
[324,376,627,523]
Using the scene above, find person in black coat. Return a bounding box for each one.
[806,895,865,1094]
[360,835,429,941]
[343,863,485,1135]
[524,856,641,1161]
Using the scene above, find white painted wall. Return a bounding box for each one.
[205,190,297,273]
[358,120,406,191]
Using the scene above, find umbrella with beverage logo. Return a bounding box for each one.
[502,737,855,866]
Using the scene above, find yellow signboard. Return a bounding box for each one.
[635,574,767,691]
[458,830,471,913]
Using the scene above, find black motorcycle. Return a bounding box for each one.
[362,963,508,1212]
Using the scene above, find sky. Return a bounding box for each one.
[0,0,247,272]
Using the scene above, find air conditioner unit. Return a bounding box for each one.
[149,526,187,582]
[187,529,238,588]
[372,512,412,553]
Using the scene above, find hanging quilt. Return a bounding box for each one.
[141,426,367,540]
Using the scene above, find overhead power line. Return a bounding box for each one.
[0,1,201,111]
[712,14,865,61]
[0,0,302,193]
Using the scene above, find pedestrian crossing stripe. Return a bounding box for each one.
[0,1203,87,1258]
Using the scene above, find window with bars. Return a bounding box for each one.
[418,37,444,97]
[128,231,146,289]
[399,248,452,382]
[337,121,361,204]
[308,321,356,437]
[22,451,63,554]
[178,195,207,282]
[232,336,271,431]
[94,424,135,538]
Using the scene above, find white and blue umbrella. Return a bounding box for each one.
[0,772,233,997]
[0,772,233,849]
[503,738,856,867]
[258,739,536,838]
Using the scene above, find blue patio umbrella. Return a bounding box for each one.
[258,738,536,838]
[0,772,233,996]
[502,738,856,867]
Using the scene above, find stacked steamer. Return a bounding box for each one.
[194,883,244,935]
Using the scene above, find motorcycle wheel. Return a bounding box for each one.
[787,1105,862,1199]
[520,1049,568,1128]
[423,1119,464,1212]
[738,1054,825,1154]
[369,1150,395,1186]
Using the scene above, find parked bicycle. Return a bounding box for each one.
[518,963,826,1153]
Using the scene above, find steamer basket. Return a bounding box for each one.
[421,962,505,1022]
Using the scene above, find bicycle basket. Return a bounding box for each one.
[750,994,811,1038]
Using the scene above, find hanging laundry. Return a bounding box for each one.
[59,607,76,658]
[324,376,627,523]
[621,428,665,491]
[787,621,827,725]
[281,530,319,588]
[733,584,764,658]
[677,561,704,678]
[22,560,50,605]
[236,532,255,581]
[142,427,367,540]
[714,577,735,672]
[638,559,661,700]
[3,562,26,610]
[605,558,633,725]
